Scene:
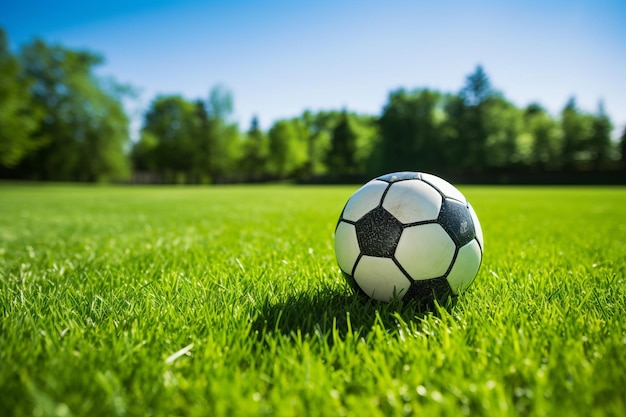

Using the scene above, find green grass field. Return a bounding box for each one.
[1,184,625,417]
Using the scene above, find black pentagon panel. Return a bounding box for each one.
[355,206,403,257]
[438,198,476,246]
[403,277,453,305]
[376,171,422,183]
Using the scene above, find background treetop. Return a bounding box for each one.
[2,1,623,136]
[0,27,624,184]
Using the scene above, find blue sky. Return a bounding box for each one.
[2,0,625,137]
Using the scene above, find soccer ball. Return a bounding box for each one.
[334,172,483,304]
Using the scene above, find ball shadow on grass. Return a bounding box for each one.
[250,280,457,345]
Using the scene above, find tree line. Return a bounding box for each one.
[1,28,625,184]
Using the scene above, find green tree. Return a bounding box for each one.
[297,110,377,179]
[522,104,562,170]
[588,101,613,170]
[444,66,499,172]
[460,65,493,107]
[189,100,213,183]
[138,86,241,184]
[299,110,334,178]
[481,97,524,168]
[621,126,626,170]
[0,29,42,167]
[141,95,198,183]
[130,131,159,172]
[560,98,592,170]
[267,119,307,178]
[14,39,130,181]
[376,89,446,173]
[204,86,241,182]
[325,111,358,175]
[350,113,379,176]
[240,116,269,181]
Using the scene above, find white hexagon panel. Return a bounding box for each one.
[353,256,411,302]
[446,239,482,294]
[395,223,456,280]
[421,173,467,204]
[382,180,441,224]
[341,180,388,222]
[334,222,360,274]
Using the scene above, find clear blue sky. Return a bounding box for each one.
[2,0,625,138]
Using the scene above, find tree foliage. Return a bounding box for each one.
[589,102,612,170]
[621,127,626,170]
[1,35,130,181]
[325,112,359,176]
[137,87,241,183]
[267,119,307,178]
[0,29,43,167]
[460,65,494,107]
[376,89,445,173]
[240,116,269,181]
[522,104,562,170]
[0,29,621,183]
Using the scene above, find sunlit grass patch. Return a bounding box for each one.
[1,184,625,416]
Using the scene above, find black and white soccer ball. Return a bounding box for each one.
[334,172,483,304]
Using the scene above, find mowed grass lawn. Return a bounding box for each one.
[1,183,625,417]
